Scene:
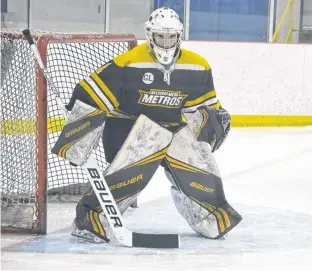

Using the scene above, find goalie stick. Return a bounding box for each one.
[22,29,180,248]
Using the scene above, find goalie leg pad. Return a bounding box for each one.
[103,113,173,209]
[166,125,242,239]
[170,186,242,239]
[74,114,173,241]
[171,186,220,238]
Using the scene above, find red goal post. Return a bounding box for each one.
[1,29,137,234]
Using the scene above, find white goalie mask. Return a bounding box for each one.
[145,7,183,66]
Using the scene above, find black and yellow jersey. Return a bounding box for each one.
[68,42,222,162]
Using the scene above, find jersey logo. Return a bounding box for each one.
[142,72,154,84]
[138,89,188,108]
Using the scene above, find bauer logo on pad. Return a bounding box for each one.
[138,89,188,108]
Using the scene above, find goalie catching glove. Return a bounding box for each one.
[196,106,231,152]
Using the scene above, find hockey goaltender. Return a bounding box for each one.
[52,7,242,245]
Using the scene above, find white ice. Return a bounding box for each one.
[1,127,312,270]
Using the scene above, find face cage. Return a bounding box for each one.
[147,30,182,64]
[152,33,180,50]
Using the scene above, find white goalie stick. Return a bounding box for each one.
[23,29,180,248]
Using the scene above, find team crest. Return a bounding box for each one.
[142,72,154,84]
[138,89,188,108]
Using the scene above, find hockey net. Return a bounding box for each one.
[1,29,137,233]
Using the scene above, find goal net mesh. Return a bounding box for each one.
[1,29,136,232]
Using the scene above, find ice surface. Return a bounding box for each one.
[1,127,312,270]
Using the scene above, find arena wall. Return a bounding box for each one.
[139,40,312,126]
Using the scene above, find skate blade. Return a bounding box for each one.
[71,229,106,244]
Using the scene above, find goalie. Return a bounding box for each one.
[56,7,242,243]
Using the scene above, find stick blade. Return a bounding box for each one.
[132,233,180,248]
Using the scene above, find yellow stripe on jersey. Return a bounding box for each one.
[90,72,119,108]
[184,90,216,108]
[79,80,109,113]
[113,43,155,67]
[113,43,212,71]
[177,48,211,70]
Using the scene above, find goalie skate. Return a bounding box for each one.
[71,198,110,244]
[71,219,107,244]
